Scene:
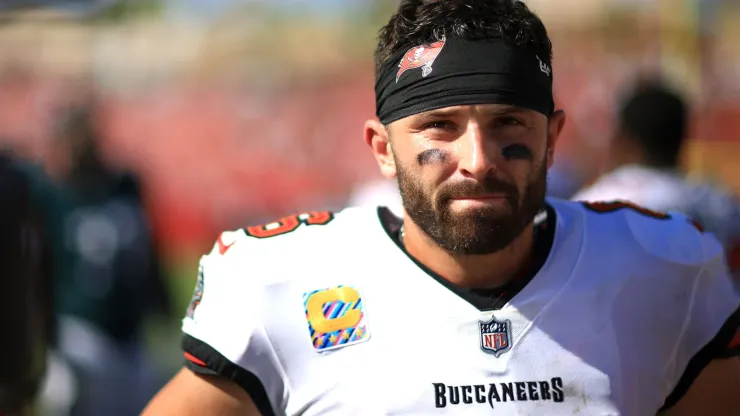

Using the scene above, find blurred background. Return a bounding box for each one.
[0,0,738,415]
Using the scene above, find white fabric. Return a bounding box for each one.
[182,198,739,415]
[573,164,740,249]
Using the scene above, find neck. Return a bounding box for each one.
[606,139,648,173]
[401,217,536,289]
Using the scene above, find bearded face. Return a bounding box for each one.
[395,151,547,255]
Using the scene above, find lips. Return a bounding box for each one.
[449,194,511,201]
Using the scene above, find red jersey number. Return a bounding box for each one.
[244,211,334,239]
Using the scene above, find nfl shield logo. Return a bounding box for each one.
[479,315,512,357]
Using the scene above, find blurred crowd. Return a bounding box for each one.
[1,0,740,415]
[1,101,171,415]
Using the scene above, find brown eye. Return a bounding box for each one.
[495,116,523,127]
[423,121,455,131]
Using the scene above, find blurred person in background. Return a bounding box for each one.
[0,149,56,416]
[49,104,171,416]
[572,78,740,268]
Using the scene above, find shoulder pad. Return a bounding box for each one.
[205,210,338,260]
[242,211,335,240]
[202,207,378,286]
[580,200,717,266]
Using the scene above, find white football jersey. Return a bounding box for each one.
[573,164,740,250]
[181,198,740,416]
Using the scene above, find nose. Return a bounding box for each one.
[456,123,497,181]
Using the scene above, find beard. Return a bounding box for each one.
[396,158,548,255]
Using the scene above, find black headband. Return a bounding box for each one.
[375,36,554,125]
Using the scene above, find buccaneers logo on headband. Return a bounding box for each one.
[396,38,446,83]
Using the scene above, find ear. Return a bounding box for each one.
[364,118,397,178]
[546,109,566,169]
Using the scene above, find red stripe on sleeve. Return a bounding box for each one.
[727,330,740,349]
[184,352,208,367]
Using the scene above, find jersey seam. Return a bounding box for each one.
[224,239,295,413]
[532,201,589,323]
[663,259,706,386]
[511,202,587,353]
[259,317,293,409]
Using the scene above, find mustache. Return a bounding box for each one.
[436,177,519,202]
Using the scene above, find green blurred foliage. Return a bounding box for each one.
[94,0,164,22]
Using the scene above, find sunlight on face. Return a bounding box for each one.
[389,104,550,254]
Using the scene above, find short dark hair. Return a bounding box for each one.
[374,0,553,75]
[617,80,688,168]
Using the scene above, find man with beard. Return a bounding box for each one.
[144,1,740,415]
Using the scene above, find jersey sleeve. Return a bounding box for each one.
[661,231,740,411]
[181,230,284,416]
